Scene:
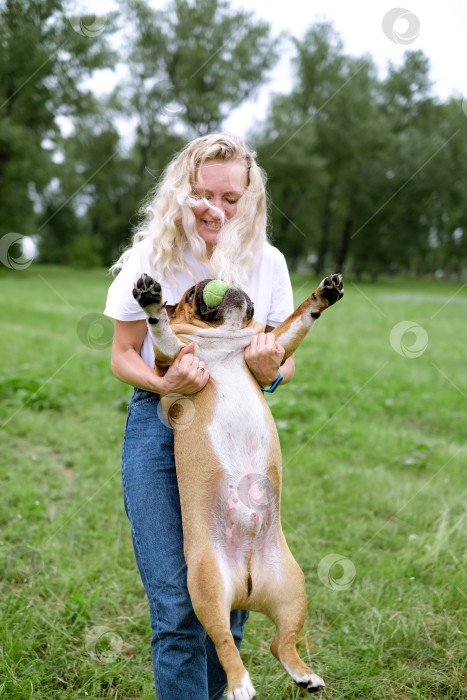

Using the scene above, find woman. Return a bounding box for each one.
[105,133,295,699]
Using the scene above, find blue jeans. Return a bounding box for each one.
[122,388,249,700]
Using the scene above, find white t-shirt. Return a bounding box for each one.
[104,237,294,367]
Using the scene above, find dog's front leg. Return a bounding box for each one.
[132,273,185,366]
[273,274,344,360]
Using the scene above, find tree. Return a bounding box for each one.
[255,23,390,274]
[119,0,280,172]
[39,114,130,265]
[350,52,454,277]
[255,23,467,279]
[0,0,117,254]
[252,101,328,268]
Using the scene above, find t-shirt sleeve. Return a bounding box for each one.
[266,249,294,328]
[103,243,150,322]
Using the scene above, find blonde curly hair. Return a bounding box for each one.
[111,132,269,288]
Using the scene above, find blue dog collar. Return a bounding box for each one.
[261,371,283,393]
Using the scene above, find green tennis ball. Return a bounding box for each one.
[203,279,229,307]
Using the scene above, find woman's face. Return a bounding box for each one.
[191,158,248,255]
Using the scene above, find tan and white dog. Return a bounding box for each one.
[132,272,344,699]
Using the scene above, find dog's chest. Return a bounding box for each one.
[194,336,273,478]
[214,361,270,462]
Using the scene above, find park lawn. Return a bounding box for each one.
[0,264,465,699]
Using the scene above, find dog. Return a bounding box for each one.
[132,272,344,699]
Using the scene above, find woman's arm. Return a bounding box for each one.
[111,319,210,395]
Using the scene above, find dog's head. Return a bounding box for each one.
[171,279,255,330]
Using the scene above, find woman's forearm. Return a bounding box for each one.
[111,341,210,396]
[111,346,164,393]
[278,354,295,385]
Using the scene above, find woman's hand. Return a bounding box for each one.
[244,332,286,387]
[159,343,210,396]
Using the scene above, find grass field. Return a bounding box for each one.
[0,264,466,700]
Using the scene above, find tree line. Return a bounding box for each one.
[1,0,466,278]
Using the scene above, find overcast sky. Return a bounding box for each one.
[72,0,466,137]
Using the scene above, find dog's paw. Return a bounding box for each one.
[318,273,344,306]
[133,274,163,316]
[227,671,256,699]
[294,672,325,693]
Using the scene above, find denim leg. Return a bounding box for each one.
[122,389,249,700]
[122,389,209,699]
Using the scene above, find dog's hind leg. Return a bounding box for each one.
[186,549,256,699]
[266,553,325,693]
[270,609,325,692]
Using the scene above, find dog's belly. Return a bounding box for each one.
[206,357,283,605]
[211,472,282,604]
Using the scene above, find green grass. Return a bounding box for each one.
[0,265,466,699]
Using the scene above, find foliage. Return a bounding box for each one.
[0,3,466,275]
[109,0,280,241]
[121,0,279,135]
[253,25,467,277]
[0,0,118,260]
